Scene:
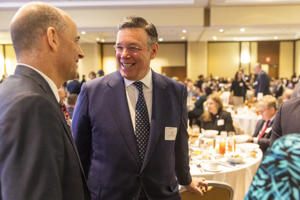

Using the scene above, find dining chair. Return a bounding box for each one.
[180,180,234,200]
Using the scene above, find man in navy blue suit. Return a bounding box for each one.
[253,63,270,97]
[72,16,207,200]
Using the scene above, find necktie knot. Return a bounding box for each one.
[133,81,143,92]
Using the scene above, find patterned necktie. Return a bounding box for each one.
[133,81,150,163]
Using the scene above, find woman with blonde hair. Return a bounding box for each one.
[200,93,235,134]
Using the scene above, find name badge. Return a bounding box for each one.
[239,82,243,87]
[165,127,177,141]
[217,119,224,126]
[265,127,272,133]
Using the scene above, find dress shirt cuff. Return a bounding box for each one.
[253,137,258,144]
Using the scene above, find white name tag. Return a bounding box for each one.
[165,127,177,141]
[265,127,272,133]
[217,119,224,126]
[239,82,243,87]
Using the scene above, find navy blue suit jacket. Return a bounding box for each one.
[72,70,191,200]
[0,65,90,200]
[255,71,270,96]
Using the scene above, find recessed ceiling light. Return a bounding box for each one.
[159,38,163,42]
[81,31,86,35]
[240,28,245,32]
[274,36,278,40]
[101,39,105,42]
[212,36,217,40]
[96,37,100,41]
[182,29,187,33]
[219,28,224,33]
[181,36,186,40]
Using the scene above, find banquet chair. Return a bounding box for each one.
[180,180,233,200]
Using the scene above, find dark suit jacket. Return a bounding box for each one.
[271,97,300,144]
[72,70,191,200]
[253,119,274,153]
[254,71,270,96]
[0,65,90,200]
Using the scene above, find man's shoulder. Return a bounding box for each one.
[153,71,185,89]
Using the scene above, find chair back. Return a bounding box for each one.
[180,180,233,200]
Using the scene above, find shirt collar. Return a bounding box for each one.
[124,69,152,89]
[17,63,60,103]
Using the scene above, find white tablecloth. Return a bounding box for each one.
[232,114,261,136]
[190,148,262,200]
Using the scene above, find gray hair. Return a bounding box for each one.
[10,2,66,56]
[118,16,158,46]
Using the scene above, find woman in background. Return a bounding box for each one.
[230,70,248,107]
[200,93,235,134]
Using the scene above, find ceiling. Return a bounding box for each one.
[1,0,300,43]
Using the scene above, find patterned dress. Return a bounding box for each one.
[244,133,300,200]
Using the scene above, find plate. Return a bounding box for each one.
[227,153,244,164]
[203,130,218,138]
[201,162,222,172]
[234,135,250,143]
[237,143,259,152]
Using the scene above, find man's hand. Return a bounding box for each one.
[184,178,208,195]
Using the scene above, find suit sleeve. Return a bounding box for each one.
[270,104,283,145]
[0,95,64,200]
[258,138,271,153]
[175,86,192,186]
[72,83,92,177]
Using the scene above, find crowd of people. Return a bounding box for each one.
[0,2,299,200]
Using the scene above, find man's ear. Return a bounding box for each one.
[150,43,159,60]
[46,27,59,52]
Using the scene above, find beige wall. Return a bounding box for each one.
[78,43,100,77]
[208,42,239,78]
[211,5,300,26]
[102,44,117,75]
[250,42,258,74]
[187,41,207,81]
[295,41,300,75]
[279,41,294,78]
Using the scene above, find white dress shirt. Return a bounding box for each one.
[17,63,59,103]
[124,70,152,132]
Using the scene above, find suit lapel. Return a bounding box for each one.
[141,71,168,171]
[107,72,140,165]
[15,65,88,182]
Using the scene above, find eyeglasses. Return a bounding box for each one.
[114,45,142,54]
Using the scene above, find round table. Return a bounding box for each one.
[189,144,262,200]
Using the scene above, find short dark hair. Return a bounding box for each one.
[10,2,66,56]
[118,16,158,45]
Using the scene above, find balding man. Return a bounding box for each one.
[253,63,271,97]
[0,2,90,200]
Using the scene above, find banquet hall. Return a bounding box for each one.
[1,0,300,200]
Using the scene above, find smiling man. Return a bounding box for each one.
[72,16,207,200]
[0,2,89,200]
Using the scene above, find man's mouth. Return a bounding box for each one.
[122,63,134,68]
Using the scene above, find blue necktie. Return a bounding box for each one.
[133,81,150,163]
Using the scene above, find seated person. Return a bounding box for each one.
[245,133,300,200]
[188,87,212,127]
[247,95,277,153]
[199,93,235,134]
